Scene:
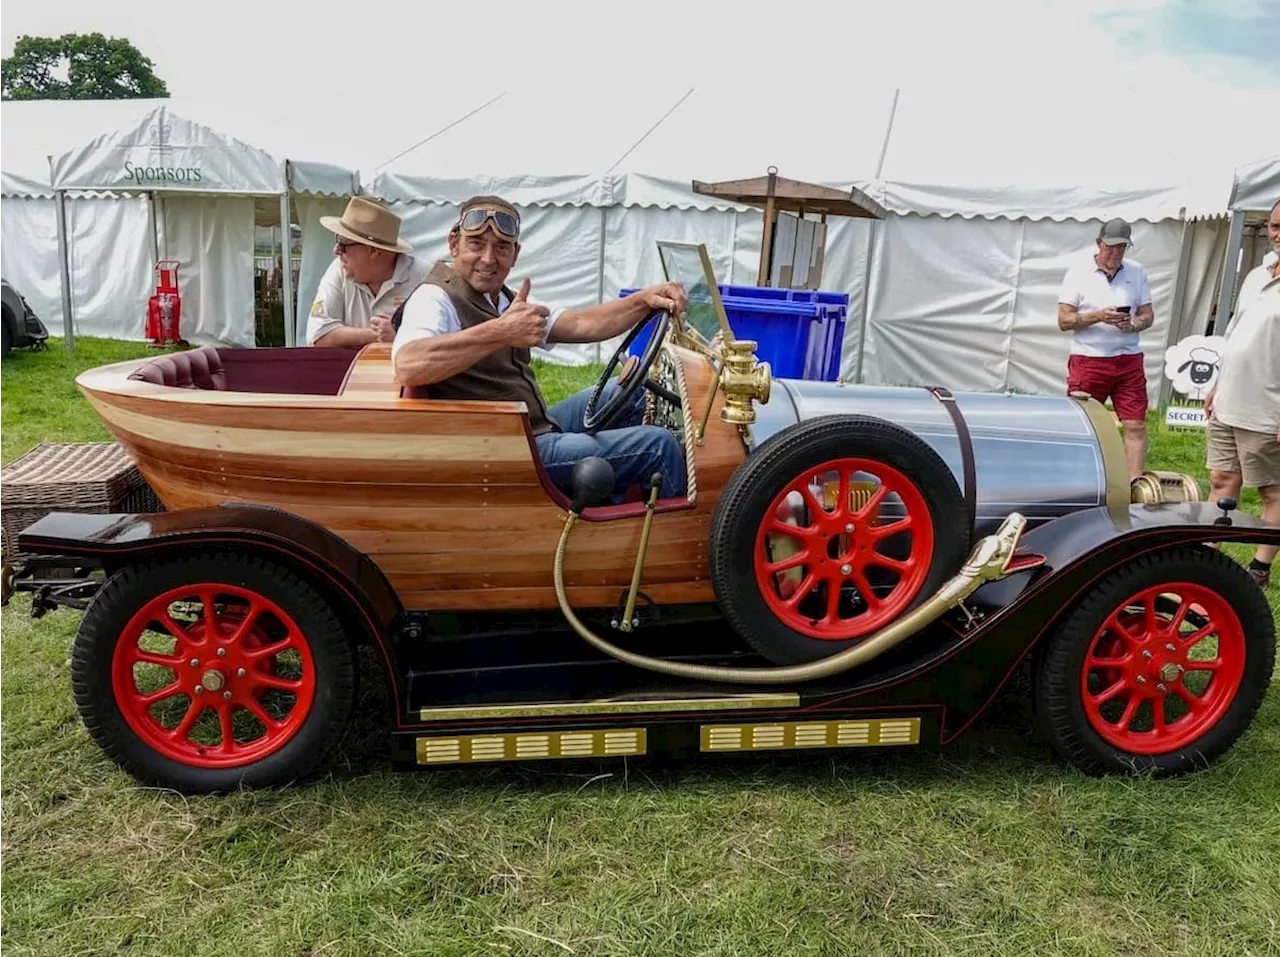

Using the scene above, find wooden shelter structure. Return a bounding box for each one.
[692,167,887,287]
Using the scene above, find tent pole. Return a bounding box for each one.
[875,89,900,180]
[55,189,74,353]
[756,167,778,286]
[280,166,295,348]
[851,220,878,384]
[851,89,900,381]
[148,191,159,264]
[1159,218,1198,407]
[1213,210,1247,335]
[595,205,607,364]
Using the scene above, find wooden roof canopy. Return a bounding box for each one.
[691,168,887,220]
[692,168,887,286]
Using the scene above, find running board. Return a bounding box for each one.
[406,715,924,766]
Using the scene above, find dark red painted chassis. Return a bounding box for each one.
[15,501,1279,769]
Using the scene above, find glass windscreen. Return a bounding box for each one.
[657,241,734,347]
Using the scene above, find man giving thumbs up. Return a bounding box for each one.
[391,194,688,505]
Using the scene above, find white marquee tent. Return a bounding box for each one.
[46,101,360,350]
[363,79,1247,403]
[2,100,159,347]
[2,79,1268,409]
[1212,153,1280,332]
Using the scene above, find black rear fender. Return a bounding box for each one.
[16,503,403,648]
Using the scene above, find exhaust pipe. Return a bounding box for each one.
[553,506,1030,685]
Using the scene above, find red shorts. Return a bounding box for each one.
[1067,353,1148,421]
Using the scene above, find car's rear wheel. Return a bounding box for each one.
[709,416,971,665]
[72,552,356,793]
[1035,547,1274,776]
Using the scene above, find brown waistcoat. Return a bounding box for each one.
[394,262,559,435]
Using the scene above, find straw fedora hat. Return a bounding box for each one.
[321,196,413,254]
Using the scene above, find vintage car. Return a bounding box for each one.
[9,242,1277,795]
[1,277,50,357]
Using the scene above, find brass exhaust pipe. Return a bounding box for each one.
[553,511,1029,684]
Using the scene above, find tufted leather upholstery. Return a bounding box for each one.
[129,346,228,390]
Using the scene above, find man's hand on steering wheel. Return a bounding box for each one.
[635,281,688,318]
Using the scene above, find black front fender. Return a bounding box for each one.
[16,503,403,641]
[930,501,1279,740]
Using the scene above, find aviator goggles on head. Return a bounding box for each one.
[457,205,520,240]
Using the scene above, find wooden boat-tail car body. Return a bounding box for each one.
[11,242,1277,794]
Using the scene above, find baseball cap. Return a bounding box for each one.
[1098,218,1132,246]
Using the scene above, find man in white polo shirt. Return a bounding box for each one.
[1203,197,1280,588]
[306,196,431,348]
[1057,218,1156,480]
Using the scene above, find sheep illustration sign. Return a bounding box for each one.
[1162,334,1228,430]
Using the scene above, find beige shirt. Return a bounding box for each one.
[305,254,431,345]
[1214,259,1280,436]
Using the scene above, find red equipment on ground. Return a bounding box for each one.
[146,261,186,347]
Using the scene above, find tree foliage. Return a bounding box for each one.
[1,33,169,101]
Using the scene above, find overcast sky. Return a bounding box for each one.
[3,0,1277,183]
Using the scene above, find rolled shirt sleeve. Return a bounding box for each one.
[305,259,348,345]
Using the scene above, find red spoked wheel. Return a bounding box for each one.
[753,457,935,640]
[111,583,317,768]
[73,553,356,794]
[710,416,970,665]
[1036,547,1274,776]
[1080,584,1244,754]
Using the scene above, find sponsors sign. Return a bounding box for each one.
[123,160,204,185]
[121,121,202,185]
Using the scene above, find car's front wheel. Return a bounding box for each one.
[1035,546,1274,776]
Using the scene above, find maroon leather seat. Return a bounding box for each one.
[129,346,228,391]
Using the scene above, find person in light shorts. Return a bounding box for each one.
[1204,197,1280,589]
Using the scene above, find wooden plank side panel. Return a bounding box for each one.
[399,581,717,611]
[89,397,535,464]
[133,457,552,511]
[340,508,710,554]
[100,391,531,437]
[73,348,746,612]
[97,417,546,486]
[372,537,707,573]
[384,558,707,592]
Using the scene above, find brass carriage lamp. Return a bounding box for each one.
[719,339,771,426]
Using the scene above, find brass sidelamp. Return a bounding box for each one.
[719,339,771,427]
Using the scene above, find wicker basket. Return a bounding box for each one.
[1,442,165,563]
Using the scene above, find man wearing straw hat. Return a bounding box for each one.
[307,196,430,347]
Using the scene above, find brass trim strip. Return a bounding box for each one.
[700,718,922,752]
[416,728,647,765]
[1071,394,1131,508]
[418,692,801,722]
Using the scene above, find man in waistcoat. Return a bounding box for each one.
[390,195,689,504]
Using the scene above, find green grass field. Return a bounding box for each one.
[2,339,1278,957]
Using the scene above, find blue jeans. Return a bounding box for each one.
[536,382,688,504]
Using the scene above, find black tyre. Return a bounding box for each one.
[2,314,12,358]
[1035,546,1275,776]
[71,552,357,793]
[709,415,971,665]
